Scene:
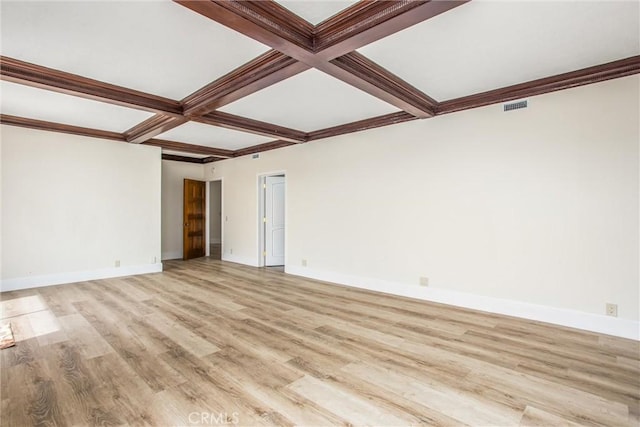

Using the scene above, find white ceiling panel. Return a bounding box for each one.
[277,1,356,24]
[359,1,640,101]
[0,81,154,132]
[0,1,269,100]
[158,122,272,151]
[219,69,400,131]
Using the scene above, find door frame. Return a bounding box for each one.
[206,178,224,258]
[257,171,286,267]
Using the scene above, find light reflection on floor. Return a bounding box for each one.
[1,294,62,342]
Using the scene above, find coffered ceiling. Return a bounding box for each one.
[0,80,154,132]
[160,122,273,151]
[1,0,270,99]
[1,0,638,164]
[219,69,400,131]
[359,1,640,100]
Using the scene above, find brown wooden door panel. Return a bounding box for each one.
[183,179,206,260]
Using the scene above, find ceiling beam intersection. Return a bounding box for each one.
[181,50,310,117]
[173,0,466,118]
[3,2,638,163]
[0,54,313,144]
[3,46,639,165]
[125,114,188,143]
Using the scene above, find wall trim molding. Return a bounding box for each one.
[286,265,639,341]
[1,263,163,292]
[222,254,259,267]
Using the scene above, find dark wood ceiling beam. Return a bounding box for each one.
[163,153,226,163]
[194,111,307,143]
[0,56,183,116]
[307,111,418,141]
[176,1,468,61]
[7,52,638,163]
[174,1,315,61]
[438,55,640,115]
[142,138,235,158]
[324,52,436,117]
[314,0,469,60]
[233,140,297,157]
[162,153,206,164]
[1,114,237,162]
[0,114,125,142]
[174,0,454,118]
[229,54,639,156]
[227,112,420,159]
[202,156,224,163]
[182,50,309,117]
[124,114,187,143]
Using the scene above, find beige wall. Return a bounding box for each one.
[1,76,636,334]
[0,137,3,280]
[206,76,639,323]
[1,126,162,286]
[161,159,204,260]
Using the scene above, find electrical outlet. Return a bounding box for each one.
[606,303,618,317]
[301,259,307,267]
[115,260,120,267]
[419,277,429,287]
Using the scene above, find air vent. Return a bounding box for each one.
[252,153,260,159]
[503,100,528,112]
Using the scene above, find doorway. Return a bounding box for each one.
[259,173,286,267]
[209,180,222,260]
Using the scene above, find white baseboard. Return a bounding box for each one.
[162,251,182,261]
[222,254,259,267]
[1,263,163,292]
[286,265,639,341]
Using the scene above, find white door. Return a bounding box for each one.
[265,175,285,266]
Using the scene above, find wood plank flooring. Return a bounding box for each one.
[1,258,638,426]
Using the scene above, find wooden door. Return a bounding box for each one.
[183,179,206,260]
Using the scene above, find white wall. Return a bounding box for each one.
[210,180,222,243]
[205,76,639,337]
[161,160,204,260]
[1,126,162,289]
[0,136,3,281]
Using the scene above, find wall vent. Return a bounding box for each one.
[252,153,260,159]
[503,100,528,112]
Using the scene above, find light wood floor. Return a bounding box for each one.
[1,258,638,426]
